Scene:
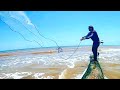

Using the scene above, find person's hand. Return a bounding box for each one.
[80,38,83,41]
[80,37,85,41]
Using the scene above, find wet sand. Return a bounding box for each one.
[31,51,56,55]
[100,62,120,79]
[0,50,57,57]
[0,53,14,57]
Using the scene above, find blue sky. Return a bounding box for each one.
[0,11,120,51]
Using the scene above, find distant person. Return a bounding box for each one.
[58,47,63,53]
[80,26,100,61]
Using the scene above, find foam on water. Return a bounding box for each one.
[0,46,120,79]
[101,49,120,52]
[33,73,45,79]
[74,74,83,79]
[0,72,32,79]
[59,69,68,79]
[34,74,54,79]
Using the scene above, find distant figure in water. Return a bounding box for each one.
[58,47,63,53]
[80,26,100,61]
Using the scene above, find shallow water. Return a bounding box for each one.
[0,46,120,79]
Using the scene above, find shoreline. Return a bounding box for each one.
[0,46,120,79]
[1,45,120,53]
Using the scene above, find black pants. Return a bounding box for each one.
[92,42,100,61]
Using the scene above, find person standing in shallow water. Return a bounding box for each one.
[80,26,100,61]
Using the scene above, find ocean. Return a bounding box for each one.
[0,45,120,79]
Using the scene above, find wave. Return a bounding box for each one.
[0,72,32,79]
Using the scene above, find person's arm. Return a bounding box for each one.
[80,32,93,41]
[84,32,94,39]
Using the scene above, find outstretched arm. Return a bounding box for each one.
[85,32,94,39]
[80,32,93,41]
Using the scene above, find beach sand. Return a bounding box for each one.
[0,50,56,57]
[0,53,14,57]
[31,51,56,55]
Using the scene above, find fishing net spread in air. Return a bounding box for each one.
[0,11,81,60]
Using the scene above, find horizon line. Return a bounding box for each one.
[0,45,120,52]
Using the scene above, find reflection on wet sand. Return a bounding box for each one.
[0,53,14,57]
[31,51,57,55]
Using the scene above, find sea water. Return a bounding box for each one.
[0,45,120,79]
